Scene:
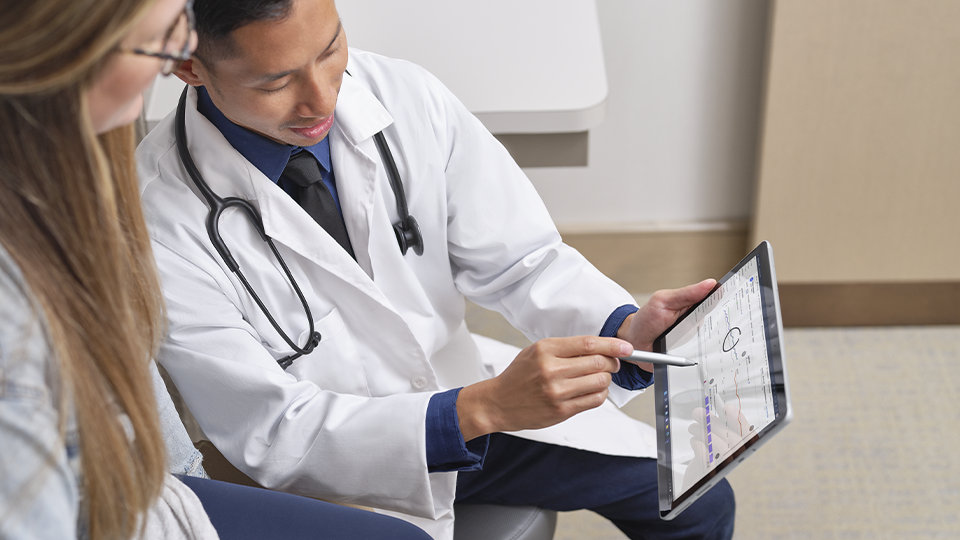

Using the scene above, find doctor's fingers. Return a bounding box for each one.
[515,359,614,405]
[526,373,611,415]
[545,370,615,402]
[545,353,621,380]
[559,387,611,418]
[648,279,717,313]
[508,384,610,431]
[511,350,619,389]
[530,336,631,364]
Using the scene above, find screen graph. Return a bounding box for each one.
[662,257,776,496]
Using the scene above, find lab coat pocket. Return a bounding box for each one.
[285,307,372,396]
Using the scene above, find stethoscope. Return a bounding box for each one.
[174,85,424,369]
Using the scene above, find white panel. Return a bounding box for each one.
[529,0,769,228]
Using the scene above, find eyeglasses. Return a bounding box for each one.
[128,0,196,75]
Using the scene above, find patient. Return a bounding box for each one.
[0,0,428,538]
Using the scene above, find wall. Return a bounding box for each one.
[749,0,960,325]
[752,0,960,283]
[528,0,770,232]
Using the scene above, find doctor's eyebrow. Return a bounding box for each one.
[252,21,343,83]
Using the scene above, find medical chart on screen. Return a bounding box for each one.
[664,257,776,496]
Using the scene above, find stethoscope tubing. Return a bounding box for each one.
[173,82,423,369]
[175,88,320,367]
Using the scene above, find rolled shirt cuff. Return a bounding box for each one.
[601,304,654,390]
[425,388,489,472]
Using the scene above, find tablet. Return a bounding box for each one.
[653,240,792,520]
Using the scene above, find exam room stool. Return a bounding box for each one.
[453,504,556,540]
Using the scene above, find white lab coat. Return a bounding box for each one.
[137,49,655,539]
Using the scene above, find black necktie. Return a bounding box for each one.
[279,152,356,259]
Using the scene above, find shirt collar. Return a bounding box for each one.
[195,86,332,183]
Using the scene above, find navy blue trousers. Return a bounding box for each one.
[456,433,736,540]
[178,476,430,540]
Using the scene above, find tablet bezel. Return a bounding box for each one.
[653,240,792,520]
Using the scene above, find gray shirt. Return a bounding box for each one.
[0,247,217,539]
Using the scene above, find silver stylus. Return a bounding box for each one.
[619,350,698,367]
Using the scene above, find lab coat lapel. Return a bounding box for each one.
[255,180,373,289]
[182,86,258,202]
[330,67,441,325]
[326,70,395,281]
[182,86,387,306]
[254,71,397,304]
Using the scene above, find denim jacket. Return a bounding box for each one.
[0,247,213,539]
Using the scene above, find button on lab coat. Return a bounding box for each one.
[137,49,656,539]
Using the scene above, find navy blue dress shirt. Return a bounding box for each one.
[195,86,652,472]
[196,86,343,211]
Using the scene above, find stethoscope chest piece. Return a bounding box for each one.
[394,215,424,256]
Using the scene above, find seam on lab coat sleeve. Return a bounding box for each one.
[150,236,247,315]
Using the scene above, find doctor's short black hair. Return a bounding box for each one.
[193,0,294,62]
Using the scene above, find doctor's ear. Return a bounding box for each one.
[172,59,204,86]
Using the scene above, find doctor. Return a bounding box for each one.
[137,0,735,538]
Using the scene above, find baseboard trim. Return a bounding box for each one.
[562,229,960,327]
[780,282,960,327]
[559,220,749,234]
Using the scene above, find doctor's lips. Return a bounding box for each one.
[289,114,335,139]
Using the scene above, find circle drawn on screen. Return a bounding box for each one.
[722,327,742,352]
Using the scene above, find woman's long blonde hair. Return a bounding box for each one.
[0,0,167,537]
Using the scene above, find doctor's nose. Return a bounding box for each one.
[296,70,338,118]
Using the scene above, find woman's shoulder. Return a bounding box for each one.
[0,244,55,396]
[0,245,81,539]
[0,244,35,324]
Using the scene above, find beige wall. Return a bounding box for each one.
[751,0,960,284]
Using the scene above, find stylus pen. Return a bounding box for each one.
[619,350,698,367]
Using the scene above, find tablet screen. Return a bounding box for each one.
[655,241,790,518]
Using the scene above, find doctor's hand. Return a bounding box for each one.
[617,278,717,372]
[456,336,632,442]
